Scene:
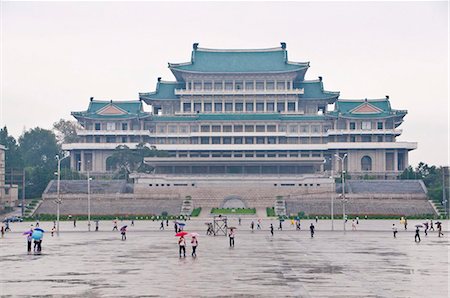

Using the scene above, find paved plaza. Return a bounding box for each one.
[0,219,449,297]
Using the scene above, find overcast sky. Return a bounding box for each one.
[1,1,448,166]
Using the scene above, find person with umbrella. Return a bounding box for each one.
[120,226,127,240]
[23,229,33,253]
[415,225,421,242]
[423,222,429,236]
[32,228,44,253]
[176,231,188,257]
[228,228,235,247]
[190,233,199,257]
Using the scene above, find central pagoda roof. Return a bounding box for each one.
[169,43,309,79]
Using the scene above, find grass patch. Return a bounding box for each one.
[211,208,256,215]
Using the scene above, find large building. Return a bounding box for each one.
[64,43,417,183]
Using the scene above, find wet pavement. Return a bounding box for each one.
[0,219,449,297]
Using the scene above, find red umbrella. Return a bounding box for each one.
[175,231,188,237]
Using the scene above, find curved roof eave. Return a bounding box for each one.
[169,67,309,75]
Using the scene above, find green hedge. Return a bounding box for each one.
[284,213,440,220]
[210,208,256,214]
[190,207,202,217]
[266,207,276,217]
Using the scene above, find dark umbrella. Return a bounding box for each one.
[415,224,423,228]
[34,228,45,233]
[228,227,237,230]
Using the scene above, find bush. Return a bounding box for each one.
[266,207,276,217]
[191,207,202,217]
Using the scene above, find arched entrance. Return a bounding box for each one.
[221,196,247,209]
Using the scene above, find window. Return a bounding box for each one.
[245,137,254,144]
[214,102,222,112]
[277,102,285,112]
[95,136,100,143]
[245,125,254,132]
[377,122,383,130]
[94,123,101,131]
[204,82,212,90]
[377,136,383,142]
[225,102,233,112]
[212,137,220,144]
[121,123,128,130]
[235,102,243,112]
[214,82,223,90]
[245,102,254,112]
[235,81,243,90]
[204,103,212,112]
[256,103,264,112]
[361,156,372,171]
[245,81,254,90]
[288,102,296,111]
[121,137,127,143]
[225,82,233,90]
[350,122,356,130]
[212,125,221,132]
[107,122,115,130]
[362,135,371,142]
[256,125,265,132]
[350,136,356,142]
[168,126,177,133]
[267,125,276,132]
[267,102,275,112]
[234,137,243,144]
[106,136,116,143]
[256,81,264,90]
[277,81,285,90]
[201,125,210,132]
[268,137,276,144]
[311,125,320,133]
[201,137,209,144]
[223,125,232,132]
[194,103,201,112]
[234,125,243,132]
[266,81,274,90]
[183,103,191,112]
[223,137,231,144]
[300,125,309,133]
[362,121,372,130]
[256,137,265,144]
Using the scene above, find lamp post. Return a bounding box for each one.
[86,160,92,232]
[334,153,348,231]
[56,154,69,236]
[323,157,335,231]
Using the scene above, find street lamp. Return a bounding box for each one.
[323,157,335,231]
[334,153,348,231]
[56,154,70,236]
[85,160,92,232]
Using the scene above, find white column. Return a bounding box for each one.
[212,97,215,112]
[285,98,288,112]
[180,100,183,113]
[263,97,267,112]
[274,98,278,112]
[190,99,194,113]
[201,97,204,112]
[295,100,298,112]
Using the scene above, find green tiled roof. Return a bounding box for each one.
[328,98,407,119]
[152,113,326,122]
[72,100,150,120]
[296,80,339,100]
[139,80,183,101]
[169,46,309,73]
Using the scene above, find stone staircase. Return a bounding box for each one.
[180,197,194,216]
[274,197,286,216]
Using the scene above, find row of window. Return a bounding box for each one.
[182,101,297,113]
[186,80,293,91]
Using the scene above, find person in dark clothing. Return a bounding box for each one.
[95,220,99,231]
[120,227,127,240]
[392,224,398,238]
[315,216,318,223]
[430,220,435,231]
[166,219,169,227]
[424,222,429,236]
[270,224,274,236]
[250,221,254,231]
[131,220,134,226]
[404,218,408,230]
[278,220,282,231]
[415,227,421,242]
[174,222,178,233]
[73,218,77,228]
[27,234,32,252]
[437,222,444,237]
[310,223,315,238]
[191,236,198,257]
[160,221,164,230]
[178,236,186,257]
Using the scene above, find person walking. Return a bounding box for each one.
[160,221,164,230]
[437,222,444,237]
[166,219,169,227]
[112,220,118,231]
[120,226,127,240]
[430,220,435,231]
[351,220,357,231]
[27,233,32,253]
[73,218,77,228]
[315,216,318,223]
[423,222,429,236]
[310,223,315,238]
[1,225,4,237]
[250,221,254,231]
[174,222,178,233]
[131,220,134,227]
[191,236,198,257]
[291,219,295,226]
[95,220,99,231]
[414,226,421,242]
[278,220,282,231]
[178,236,186,257]
[270,224,274,236]
[257,219,261,230]
[51,226,56,237]
[356,216,359,224]
[238,217,241,226]
[228,229,235,247]
[5,221,10,232]
[404,217,408,230]
[392,224,398,238]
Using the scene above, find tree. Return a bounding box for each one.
[109,143,168,179]
[53,119,81,144]
[19,128,60,198]
[0,126,23,169]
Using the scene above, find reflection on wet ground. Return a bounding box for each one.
[0,219,448,297]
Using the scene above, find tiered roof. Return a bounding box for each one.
[328,98,407,120]
[169,43,309,80]
[72,100,150,120]
[139,80,183,102]
[296,79,339,102]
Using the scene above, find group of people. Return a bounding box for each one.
[392,218,444,241]
[178,234,198,258]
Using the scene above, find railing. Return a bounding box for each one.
[327,129,402,135]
